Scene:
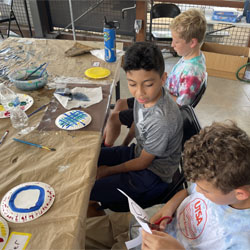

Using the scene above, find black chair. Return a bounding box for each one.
[0,0,23,39]
[191,72,208,108]
[106,105,201,212]
[156,105,201,204]
[149,2,180,56]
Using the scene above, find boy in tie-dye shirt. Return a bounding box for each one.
[165,9,206,106]
[165,54,206,106]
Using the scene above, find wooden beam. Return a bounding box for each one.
[135,0,147,42]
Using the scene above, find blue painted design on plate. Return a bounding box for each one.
[9,185,45,213]
[58,110,88,129]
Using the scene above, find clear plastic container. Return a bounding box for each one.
[0,83,29,129]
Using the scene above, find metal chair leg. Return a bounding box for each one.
[14,17,24,37]
[7,11,23,38]
[7,14,12,37]
[12,11,23,37]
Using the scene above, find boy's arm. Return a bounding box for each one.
[122,122,135,146]
[96,149,155,180]
[150,189,188,230]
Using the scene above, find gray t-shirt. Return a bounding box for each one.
[134,87,183,183]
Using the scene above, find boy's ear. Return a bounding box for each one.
[161,72,167,86]
[190,38,199,49]
[235,187,250,201]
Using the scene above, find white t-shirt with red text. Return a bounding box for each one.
[166,184,250,250]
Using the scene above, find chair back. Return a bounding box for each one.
[151,3,181,19]
[180,105,201,149]
[159,105,201,203]
[149,3,180,41]
[191,72,208,108]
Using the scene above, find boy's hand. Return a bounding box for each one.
[150,189,188,231]
[142,230,185,250]
[150,206,173,231]
[96,165,110,180]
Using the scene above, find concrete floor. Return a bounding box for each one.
[112,54,250,145]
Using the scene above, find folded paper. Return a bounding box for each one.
[65,42,95,57]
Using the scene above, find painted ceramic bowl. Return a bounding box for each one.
[8,68,48,91]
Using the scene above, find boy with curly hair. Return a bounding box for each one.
[142,121,250,249]
[86,122,250,249]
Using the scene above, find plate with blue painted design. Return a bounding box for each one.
[55,110,92,130]
[0,182,55,223]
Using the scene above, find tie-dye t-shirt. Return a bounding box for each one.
[165,53,206,106]
[166,184,250,250]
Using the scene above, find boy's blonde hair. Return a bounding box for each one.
[170,8,206,43]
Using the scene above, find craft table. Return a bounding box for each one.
[0,37,123,249]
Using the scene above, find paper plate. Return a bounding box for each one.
[0,93,34,119]
[0,182,55,223]
[55,110,92,130]
[84,67,110,79]
[0,217,9,249]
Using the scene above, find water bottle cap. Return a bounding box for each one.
[104,16,119,29]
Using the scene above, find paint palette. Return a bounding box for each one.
[0,182,55,223]
[0,94,34,119]
[0,217,9,249]
[55,110,92,130]
[84,67,110,79]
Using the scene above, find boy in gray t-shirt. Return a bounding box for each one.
[134,88,182,183]
[89,42,183,213]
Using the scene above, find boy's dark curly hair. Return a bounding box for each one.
[122,42,164,77]
[183,121,250,194]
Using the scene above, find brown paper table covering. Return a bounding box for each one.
[1,37,122,84]
[38,84,111,132]
[0,37,123,249]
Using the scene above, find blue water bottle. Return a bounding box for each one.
[104,17,119,63]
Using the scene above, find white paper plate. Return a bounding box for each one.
[0,93,34,119]
[55,110,92,130]
[0,217,9,249]
[0,182,55,223]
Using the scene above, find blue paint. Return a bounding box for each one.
[56,90,90,102]
[9,185,45,213]
[59,110,88,129]
[71,93,89,101]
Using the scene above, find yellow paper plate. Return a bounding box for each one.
[84,67,111,79]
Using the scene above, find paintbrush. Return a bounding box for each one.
[28,103,49,117]
[39,62,49,77]
[23,63,47,80]
[13,138,56,151]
